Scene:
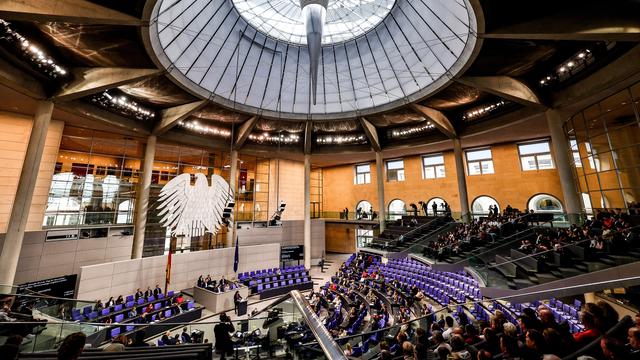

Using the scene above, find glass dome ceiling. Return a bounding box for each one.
[232,0,396,45]
[147,0,479,120]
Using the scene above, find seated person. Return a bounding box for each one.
[144,286,153,299]
[135,288,144,300]
[115,295,124,305]
[94,300,104,313]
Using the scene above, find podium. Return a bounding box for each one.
[237,299,248,316]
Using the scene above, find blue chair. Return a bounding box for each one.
[158,293,165,299]
[110,327,121,338]
[151,314,157,322]
[126,301,135,308]
[137,298,144,305]
[148,295,155,302]
[296,278,301,283]
[126,295,134,302]
[154,303,162,310]
[288,280,293,285]
[126,325,135,332]
[165,309,172,317]
[157,339,164,346]
[82,306,92,315]
[167,291,175,297]
[114,304,123,312]
[115,314,124,323]
[257,284,263,293]
[101,308,110,316]
[87,311,98,320]
[280,281,286,287]
[187,301,195,310]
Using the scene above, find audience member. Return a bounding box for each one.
[57,332,86,360]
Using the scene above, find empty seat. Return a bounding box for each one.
[101,308,110,316]
[148,295,155,302]
[114,304,123,312]
[110,327,121,338]
[154,303,162,310]
[115,314,124,323]
[126,301,135,308]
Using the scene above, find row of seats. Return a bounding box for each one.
[72,291,176,322]
[238,265,305,281]
[256,277,310,293]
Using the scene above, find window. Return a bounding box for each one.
[422,154,445,179]
[426,197,446,216]
[355,200,373,220]
[585,142,601,171]
[471,196,499,216]
[388,199,406,220]
[528,194,563,213]
[466,148,494,175]
[386,159,405,181]
[354,163,371,184]
[570,139,582,168]
[518,140,554,171]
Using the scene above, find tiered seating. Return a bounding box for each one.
[365,215,451,252]
[239,265,311,294]
[18,343,213,360]
[375,258,481,306]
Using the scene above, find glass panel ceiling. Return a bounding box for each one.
[232,0,396,45]
[149,0,478,119]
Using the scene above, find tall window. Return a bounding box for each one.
[585,142,601,171]
[422,154,445,179]
[356,228,374,248]
[466,148,494,175]
[518,140,554,171]
[354,163,371,184]
[386,159,405,181]
[570,139,582,167]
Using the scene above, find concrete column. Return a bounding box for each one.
[375,152,386,232]
[0,101,53,293]
[226,150,238,248]
[303,154,311,269]
[546,109,582,224]
[131,135,156,259]
[453,138,471,223]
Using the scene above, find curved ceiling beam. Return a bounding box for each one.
[152,100,208,135]
[480,10,640,42]
[53,67,163,102]
[456,76,546,108]
[234,116,259,150]
[410,104,457,139]
[304,121,313,154]
[359,117,381,152]
[0,0,142,26]
[59,100,151,135]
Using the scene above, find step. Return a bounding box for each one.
[513,278,535,289]
[535,272,559,284]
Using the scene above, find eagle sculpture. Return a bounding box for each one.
[157,173,234,237]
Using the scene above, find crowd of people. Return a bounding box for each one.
[423,214,527,260]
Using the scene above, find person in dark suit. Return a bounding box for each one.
[144,287,153,299]
[153,284,162,296]
[432,202,438,216]
[181,327,192,344]
[214,313,235,359]
[233,291,243,315]
[135,289,144,300]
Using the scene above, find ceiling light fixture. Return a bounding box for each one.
[0,19,67,78]
[179,120,232,137]
[316,134,367,145]
[91,91,156,121]
[539,46,599,87]
[462,100,508,121]
[249,132,300,144]
[389,122,435,138]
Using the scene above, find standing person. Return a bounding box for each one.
[345,207,349,219]
[233,291,243,315]
[356,207,362,220]
[214,313,235,359]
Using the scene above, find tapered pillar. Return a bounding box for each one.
[546,109,582,224]
[300,0,328,104]
[375,152,386,232]
[131,135,156,259]
[303,154,311,269]
[453,138,471,223]
[226,150,238,248]
[0,101,53,293]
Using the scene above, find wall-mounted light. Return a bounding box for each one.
[388,122,435,139]
[249,132,300,144]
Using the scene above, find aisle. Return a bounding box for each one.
[309,253,352,290]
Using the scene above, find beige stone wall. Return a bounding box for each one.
[0,111,63,233]
[323,141,565,215]
[268,159,305,221]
